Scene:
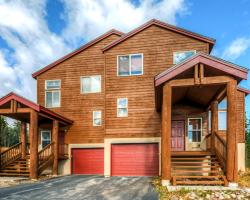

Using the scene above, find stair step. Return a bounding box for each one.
[172,165,221,169]
[174,175,223,179]
[0,169,29,173]
[172,170,221,174]
[0,173,29,177]
[172,157,218,160]
[175,181,224,185]
[172,161,220,165]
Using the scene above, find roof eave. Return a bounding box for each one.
[32,29,124,79]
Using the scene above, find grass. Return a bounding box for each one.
[152,177,190,200]
[238,168,250,188]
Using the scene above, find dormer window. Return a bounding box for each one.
[117,54,143,76]
[173,50,196,64]
[45,80,61,108]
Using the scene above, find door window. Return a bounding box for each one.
[188,118,202,142]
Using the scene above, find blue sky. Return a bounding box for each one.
[0,0,249,116]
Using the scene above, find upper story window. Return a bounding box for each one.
[81,75,101,94]
[173,50,196,64]
[45,80,61,108]
[218,98,227,131]
[117,98,128,117]
[117,54,143,76]
[93,110,102,126]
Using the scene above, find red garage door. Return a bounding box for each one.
[72,148,104,175]
[111,143,159,176]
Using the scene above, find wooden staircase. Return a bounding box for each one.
[171,151,228,186]
[0,156,30,177]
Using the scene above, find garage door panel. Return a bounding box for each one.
[72,148,104,175]
[111,143,159,176]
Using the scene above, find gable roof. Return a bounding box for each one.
[32,29,124,79]
[155,52,248,87]
[102,19,216,52]
[0,92,73,124]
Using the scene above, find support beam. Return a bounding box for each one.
[20,122,27,159]
[226,79,238,183]
[29,110,38,179]
[194,64,199,85]
[52,120,59,176]
[169,76,233,87]
[199,64,204,84]
[210,101,218,153]
[161,83,172,185]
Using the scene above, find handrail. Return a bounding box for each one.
[0,142,22,168]
[38,142,54,171]
[214,131,226,171]
[214,131,226,147]
[205,133,212,138]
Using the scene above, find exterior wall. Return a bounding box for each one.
[238,143,246,172]
[104,25,209,139]
[37,34,121,144]
[236,91,245,143]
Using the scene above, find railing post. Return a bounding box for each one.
[21,122,27,159]
[52,120,59,176]
[211,101,218,153]
[29,110,38,179]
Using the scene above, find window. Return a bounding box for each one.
[218,98,227,130]
[173,50,196,64]
[45,80,61,108]
[41,130,51,148]
[118,54,143,76]
[117,98,128,117]
[188,118,202,142]
[81,75,101,93]
[93,110,102,126]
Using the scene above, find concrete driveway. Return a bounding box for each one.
[0,175,158,200]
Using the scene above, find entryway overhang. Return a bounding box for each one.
[155,53,249,111]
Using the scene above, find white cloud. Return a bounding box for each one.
[222,37,250,60]
[0,0,187,101]
[61,0,187,47]
[0,0,70,100]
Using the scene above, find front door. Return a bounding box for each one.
[171,121,185,151]
[187,118,202,150]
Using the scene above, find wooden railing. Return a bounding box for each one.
[0,142,22,168]
[59,143,69,159]
[38,142,54,174]
[214,131,227,170]
[205,133,212,150]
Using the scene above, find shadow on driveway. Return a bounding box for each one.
[0,175,158,200]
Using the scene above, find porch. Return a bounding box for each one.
[155,53,249,186]
[0,93,73,179]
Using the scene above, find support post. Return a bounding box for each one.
[226,79,238,183]
[52,120,59,176]
[20,122,27,159]
[211,101,218,153]
[29,110,38,179]
[161,83,172,186]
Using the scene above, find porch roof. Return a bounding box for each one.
[0,92,73,125]
[155,52,248,87]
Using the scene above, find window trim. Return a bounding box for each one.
[117,53,143,76]
[45,90,61,108]
[80,75,102,94]
[187,117,203,143]
[117,98,128,117]
[93,110,102,126]
[45,79,61,90]
[45,80,61,108]
[173,50,196,65]
[41,130,51,149]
